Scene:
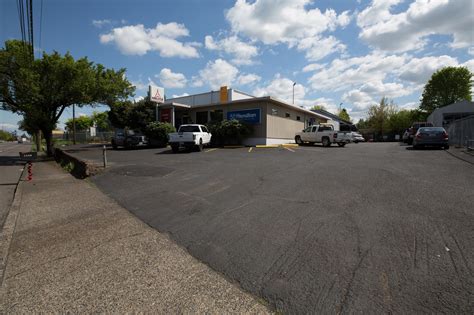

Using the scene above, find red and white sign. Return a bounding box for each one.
[160,108,172,123]
[149,85,165,103]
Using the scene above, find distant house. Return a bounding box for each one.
[310,108,356,131]
[427,100,474,128]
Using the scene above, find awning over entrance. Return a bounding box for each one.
[156,102,191,127]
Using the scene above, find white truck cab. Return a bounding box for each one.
[295,124,351,147]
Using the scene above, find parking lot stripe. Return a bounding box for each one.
[248,147,253,153]
[205,148,217,153]
[284,147,295,152]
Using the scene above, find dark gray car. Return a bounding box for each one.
[412,127,449,149]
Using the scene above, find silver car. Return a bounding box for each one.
[412,127,449,149]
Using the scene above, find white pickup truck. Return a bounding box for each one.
[168,124,212,153]
[295,124,351,147]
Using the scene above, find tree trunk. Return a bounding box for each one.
[42,128,54,157]
[35,130,41,152]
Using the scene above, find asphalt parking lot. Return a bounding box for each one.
[65,142,474,313]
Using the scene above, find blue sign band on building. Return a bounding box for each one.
[227,108,261,124]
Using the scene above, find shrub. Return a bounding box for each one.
[207,119,252,146]
[144,122,175,147]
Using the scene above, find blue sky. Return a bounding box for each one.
[1,0,473,132]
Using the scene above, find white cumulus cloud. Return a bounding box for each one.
[357,0,474,52]
[193,59,239,90]
[226,0,350,61]
[157,68,187,88]
[100,22,199,57]
[253,74,306,104]
[205,35,259,65]
[237,73,261,85]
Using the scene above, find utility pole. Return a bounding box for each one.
[292,82,296,104]
[73,104,76,145]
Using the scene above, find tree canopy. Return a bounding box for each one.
[0,40,135,155]
[108,99,156,130]
[310,105,327,111]
[420,66,473,113]
[65,116,93,131]
[338,108,351,122]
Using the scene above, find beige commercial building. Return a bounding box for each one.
[156,87,332,145]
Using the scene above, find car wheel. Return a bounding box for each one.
[444,144,450,150]
[338,143,346,147]
[112,141,117,150]
[171,144,179,153]
[295,136,303,145]
[196,139,203,152]
[407,138,413,145]
[322,137,330,147]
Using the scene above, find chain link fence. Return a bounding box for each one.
[63,131,114,143]
[446,115,474,148]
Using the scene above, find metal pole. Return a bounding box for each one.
[292,82,296,104]
[103,145,107,168]
[72,104,76,145]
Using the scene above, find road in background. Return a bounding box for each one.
[66,143,473,313]
[0,142,30,227]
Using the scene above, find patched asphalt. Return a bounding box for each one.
[69,142,473,313]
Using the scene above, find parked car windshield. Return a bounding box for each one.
[179,126,201,132]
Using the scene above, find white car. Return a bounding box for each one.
[168,124,212,153]
[351,132,365,143]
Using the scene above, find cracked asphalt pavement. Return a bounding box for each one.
[68,142,473,313]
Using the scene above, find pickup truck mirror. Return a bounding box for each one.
[302,129,305,132]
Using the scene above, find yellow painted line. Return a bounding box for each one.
[281,143,299,147]
[205,148,217,153]
[248,147,253,152]
[284,147,295,152]
[256,145,279,148]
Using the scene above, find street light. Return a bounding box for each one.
[292,82,296,104]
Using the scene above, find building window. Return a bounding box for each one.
[196,111,208,124]
[210,109,223,122]
[296,116,301,121]
[285,112,290,118]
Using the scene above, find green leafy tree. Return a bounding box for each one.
[108,99,156,130]
[65,116,93,131]
[365,97,397,140]
[338,108,351,122]
[92,111,113,131]
[420,66,473,113]
[0,40,134,156]
[0,130,16,141]
[311,105,327,111]
[143,122,175,147]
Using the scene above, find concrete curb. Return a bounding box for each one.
[54,148,103,179]
[0,166,26,287]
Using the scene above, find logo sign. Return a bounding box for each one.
[149,85,165,104]
[220,86,228,103]
[160,108,171,123]
[227,108,261,124]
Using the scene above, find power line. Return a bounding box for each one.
[39,0,43,57]
[28,0,34,57]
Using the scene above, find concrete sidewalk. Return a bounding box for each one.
[0,161,269,313]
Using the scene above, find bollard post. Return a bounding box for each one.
[27,161,32,181]
[103,145,107,168]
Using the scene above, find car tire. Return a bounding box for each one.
[112,141,117,150]
[338,143,346,147]
[407,138,413,145]
[171,144,179,153]
[322,137,330,147]
[295,136,303,145]
[444,144,450,150]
